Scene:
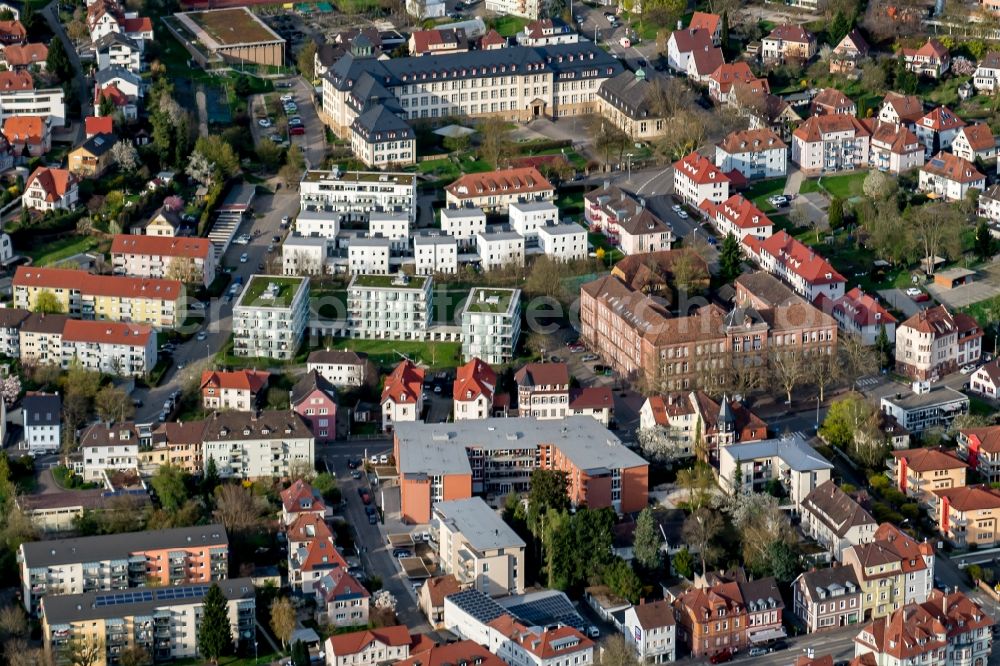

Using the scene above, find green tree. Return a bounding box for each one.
[672,547,695,579]
[527,469,569,537]
[763,540,801,582]
[874,324,892,370]
[719,11,730,49]
[94,385,134,423]
[194,136,240,181]
[203,456,219,494]
[828,11,849,45]
[828,196,844,229]
[197,583,233,662]
[297,41,317,80]
[34,290,64,314]
[312,472,341,505]
[676,463,716,510]
[46,37,73,83]
[894,58,919,94]
[603,558,643,603]
[976,219,995,261]
[151,465,188,512]
[682,507,723,577]
[718,232,743,283]
[292,640,310,666]
[632,507,662,571]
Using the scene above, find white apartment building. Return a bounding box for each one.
[509,200,558,241]
[23,393,60,456]
[307,349,369,387]
[973,52,1000,93]
[282,236,329,276]
[791,114,871,176]
[61,320,156,377]
[715,128,788,180]
[537,222,587,261]
[477,231,525,270]
[348,236,392,275]
[95,32,141,73]
[325,626,417,666]
[742,230,846,303]
[79,423,141,482]
[348,273,432,340]
[232,276,310,361]
[369,211,410,250]
[800,480,877,561]
[672,151,730,208]
[413,233,458,275]
[110,234,217,288]
[299,169,417,223]
[202,411,315,480]
[440,206,486,246]
[515,362,569,419]
[719,435,834,510]
[433,497,526,596]
[918,152,986,202]
[868,121,924,174]
[894,305,982,381]
[0,87,66,126]
[484,0,538,19]
[622,601,676,664]
[979,184,1000,223]
[0,307,27,359]
[702,194,773,244]
[461,288,521,365]
[41,579,255,666]
[19,524,229,614]
[295,208,342,238]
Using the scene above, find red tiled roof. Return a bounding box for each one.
[891,447,967,473]
[701,194,773,231]
[14,266,182,301]
[298,537,348,573]
[751,231,846,286]
[3,43,46,67]
[480,29,505,48]
[765,24,814,43]
[454,357,496,403]
[95,83,128,107]
[668,28,711,53]
[281,479,324,514]
[831,287,897,327]
[673,151,730,186]
[0,19,25,42]
[0,69,33,91]
[200,369,270,393]
[717,128,786,154]
[881,92,924,123]
[327,626,414,656]
[811,87,855,113]
[61,319,152,346]
[84,116,113,136]
[688,11,721,34]
[445,167,553,199]
[903,38,949,60]
[709,62,756,93]
[287,512,333,543]
[834,29,869,56]
[410,28,463,54]
[514,362,569,388]
[423,574,462,607]
[865,120,921,154]
[961,424,1000,453]
[123,16,152,33]
[569,386,613,410]
[900,304,981,337]
[316,567,370,602]
[25,167,74,202]
[398,641,505,666]
[793,114,869,142]
[111,234,213,259]
[919,106,965,132]
[934,484,1000,512]
[688,44,724,77]
[2,116,44,144]
[381,359,423,405]
[957,123,994,151]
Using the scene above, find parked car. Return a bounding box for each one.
[351,470,361,479]
[368,514,378,525]
[392,548,412,558]
[280,94,294,103]
[905,287,923,298]
[239,253,248,263]
[258,119,271,128]
[709,648,735,664]
[768,195,789,207]
[364,505,376,516]
[196,331,207,341]
[582,354,599,362]
[749,648,769,657]
[360,492,371,505]
[677,210,689,219]
[290,126,305,136]
[379,454,388,464]
[961,364,976,374]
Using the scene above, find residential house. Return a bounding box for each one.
[94,32,140,73]
[418,574,462,628]
[0,307,29,358]
[596,69,666,140]
[408,28,468,56]
[800,480,878,561]
[397,641,505,666]
[827,288,897,345]
[110,234,217,288]
[381,359,424,431]
[894,305,982,380]
[811,88,857,116]
[791,114,871,175]
[792,566,863,632]
[286,513,340,592]
[880,386,969,435]
[22,166,78,211]
[67,132,117,177]
[2,42,46,71]
[2,115,49,157]
[877,92,924,130]
[933,484,1000,548]
[622,600,676,663]
[439,206,486,247]
[715,128,788,180]
[23,393,60,455]
[349,106,415,168]
[968,360,1000,400]
[830,29,869,74]
[761,25,817,63]
[707,63,762,104]
[324,626,425,666]
[888,447,968,506]
[514,362,569,419]
[741,230,846,302]
[517,19,577,46]
[673,151,731,208]
[902,39,950,78]
[199,369,270,411]
[666,28,712,73]
[973,52,1000,93]
[78,422,141,482]
[201,410,315,480]
[919,152,986,202]
[453,357,496,421]
[686,44,725,83]
[290,370,338,443]
[61,320,156,377]
[867,120,925,174]
[950,124,996,163]
[444,167,554,212]
[476,230,525,270]
[314,567,370,628]
[699,194,773,244]
[915,106,965,158]
[841,523,934,620]
[979,184,1000,222]
[584,182,675,254]
[688,11,722,45]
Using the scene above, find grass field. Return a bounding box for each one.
[798,179,822,194]
[27,235,102,266]
[743,179,787,213]
[490,15,530,37]
[325,338,462,371]
[819,172,867,199]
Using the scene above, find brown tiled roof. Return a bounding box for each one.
[688,45,724,77]
[793,114,869,142]
[569,386,613,410]
[0,307,29,329]
[765,24,814,43]
[811,87,854,112]
[62,320,152,346]
[960,424,1000,453]
[717,128,786,154]
[111,234,213,259]
[882,92,924,123]
[957,123,995,151]
[802,480,876,537]
[20,312,68,334]
[934,484,1000,512]
[919,106,965,131]
[631,599,676,629]
[891,446,967,473]
[514,362,569,388]
[423,574,462,607]
[668,28,711,53]
[445,167,553,199]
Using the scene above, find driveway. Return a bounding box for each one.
[288,77,326,169]
[926,262,1000,309]
[41,1,85,144]
[877,288,930,320]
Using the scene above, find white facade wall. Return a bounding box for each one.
[441,207,487,244]
[413,236,459,275]
[537,223,587,261]
[348,240,391,275]
[82,443,140,482]
[715,145,788,180]
[477,233,525,270]
[203,436,315,480]
[509,201,558,241]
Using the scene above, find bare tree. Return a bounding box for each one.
[682,507,723,577]
[62,637,104,666]
[478,116,513,169]
[0,604,26,639]
[596,634,641,666]
[769,349,808,405]
[4,639,45,666]
[839,333,877,383]
[269,597,296,650]
[212,484,270,539]
[165,257,203,284]
[811,351,841,402]
[910,202,964,275]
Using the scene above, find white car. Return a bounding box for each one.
[905,287,922,298]
[671,204,682,212]
[369,455,378,464]
[379,454,388,464]
[234,234,251,245]
[258,118,271,128]
[961,364,976,374]
[280,94,294,103]
[196,331,207,341]
[768,195,789,207]
[239,253,248,263]
[677,210,688,219]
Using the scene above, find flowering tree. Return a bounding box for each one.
[1,375,20,405]
[373,590,396,612]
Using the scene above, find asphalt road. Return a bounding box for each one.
[132,190,300,422]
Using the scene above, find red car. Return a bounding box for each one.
[709,648,735,664]
[290,126,305,136]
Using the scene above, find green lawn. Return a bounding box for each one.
[743,179,788,213]
[334,0,380,12]
[26,235,101,266]
[326,338,462,371]
[557,191,585,218]
[798,179,822,194]
[819,172,868,199]
[490,15,530,36]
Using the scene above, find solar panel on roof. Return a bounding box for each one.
[930,159,945,168]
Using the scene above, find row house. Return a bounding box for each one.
[951,123,996,163]
[934,484,1000,549]
[841,523,934,621]
[919,152,986,202]
[715,127,788,180]
[792,566,863,632]
[901,38,950,78]
[888,447,967,507]
[111,233,217,288]
[761,24,816,63]
[413,232,459,275]
[894,305,982,381]
[853,590,992,666]
[672,151,731,208]
[866,120,924,174]
[915,106,965,158]
[791,114,871,176]
[638,391,767,464]
[742,230,846,303]
[699,194,773,244]
[800,480,878,561]
[958,426,1000,484]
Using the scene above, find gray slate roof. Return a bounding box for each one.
[724,434,834,472]
[351,105,414,142]
[21,524,228,568]
[290,369,337,406]
[24,394,60,427]
[433,497,525,552]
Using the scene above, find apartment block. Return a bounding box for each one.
[958,426,1000,484]
[719,434,834,510]
[934,484,1000,548]
[537,222,587,261]
[699,194,773,244]
[888,447,967,506]
[295,208,341,237]
[0,306,29,357]
[79,422,140,482]
[200,369,270,411]
[918,152,986,202]
[299,169,417,223]
[894,306,982,381]
[460,288,521,365]
[842,523,934,621]
[446,167,554,212]
[672,151,730,208]
[110,234,217,288]
[761,24,817,63]
[41,578,255,666]
[792,566,862,633]
[715,128,788,180]
[742,231,846,302]
[791,114,870,176]
[476,230,525,270]
[306,349,369,387]
[394,417,648,524]
[901,38,950,78]
[413,232,458,275]
[584,182,674,255]
[826,288,897,345]
[61,320,156,377]
[232,276,310,360]
[201,411,315,480]
[867,120,924,174]
[348,273,432,340]
[433,497,526,596]
[800,480,877,561]
[19,524,229,614]
[622,600,676,663]
[880,386,969,434]
[12,266,186,329]
[440,206,486,246]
